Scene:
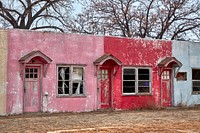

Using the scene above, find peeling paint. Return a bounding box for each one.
[2,29,200,115]
[6,29,104,114]
[172,41,200,106]
[104,36,172,109]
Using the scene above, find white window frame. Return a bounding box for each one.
[122,67,152,95]
[57,65,85,97]
[192,68,200,95]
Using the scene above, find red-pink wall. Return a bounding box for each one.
[104,36,172,109]
[7,29,104,114]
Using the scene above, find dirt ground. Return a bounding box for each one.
[0,108,200,133]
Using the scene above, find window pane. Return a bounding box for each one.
[138,87,149,93]
[123,81,135,93]
[58,67,69,80]
[25,74,29,78]
[138,69,149,74]
[26,68,29,73]
[30,69,33,72]
[65,69,70,80]
[138,75,149,80]
[34,74,38,78]
[105,70,108,74]
[123,75,135,80]
[138,81,149,87]
[192,69,200,80]
[72,82,83,94]
[193,81,200,87]
[102,70,104,74]
[34,69,38,72]
[193,87,200,92]
[30,74,33,78]
[138,69,149,80]
[73,67,83,80]
[123,69,135,80]
[124,69,135,75]
[193,81,200,92]
[58,81,69,94]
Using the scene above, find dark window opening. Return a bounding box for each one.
[123,68,151,95]
[123,81,135,93]
[192,69,200,94]
[176,72,187,81]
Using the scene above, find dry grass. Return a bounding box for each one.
[0,108,200,133]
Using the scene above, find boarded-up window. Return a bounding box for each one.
[192,69,200,94]
[58,65,84,96]
[123,67,151,95]
[176,72,187,81]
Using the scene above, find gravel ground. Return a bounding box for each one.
[0,108,200,133]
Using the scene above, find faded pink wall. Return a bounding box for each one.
[104,36,172,109]
[7,29,104,114]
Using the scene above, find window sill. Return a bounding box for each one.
[122,93,152,96]
[56,95,87,98]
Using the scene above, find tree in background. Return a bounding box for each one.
[71,0,200,41]
[0,0,73,32]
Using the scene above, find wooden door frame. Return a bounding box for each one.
[23,64,43,113]
[161,68,173,107]
[97,67,113,109]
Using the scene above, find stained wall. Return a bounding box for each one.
[0,30,7,115]
[173,41,200,106]
[6,29,104,114]
[5,29,198,114]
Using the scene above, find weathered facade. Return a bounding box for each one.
[6,29,104,114]
[103,37,172,109]
[0,29,200,115]
[0,30,7,115]
[173,41,200,106]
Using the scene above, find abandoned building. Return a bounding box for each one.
[0,29,200,115]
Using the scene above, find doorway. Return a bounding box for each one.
[19,51,52,113]
[161,69,172,106]
[98,68,112,109]
[94,54,122,109]
[24,67,41,112]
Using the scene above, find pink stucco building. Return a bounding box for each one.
[0,29,186,115]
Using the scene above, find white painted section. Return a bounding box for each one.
[172,41,200,106]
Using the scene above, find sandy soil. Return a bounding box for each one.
[0,108,200,133]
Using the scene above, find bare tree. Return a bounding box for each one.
[70,0,200,41]
[0,0,74,32]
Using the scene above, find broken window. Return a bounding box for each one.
[192,69,200,94]
[123,67,151,95]
[58,66,84,96]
